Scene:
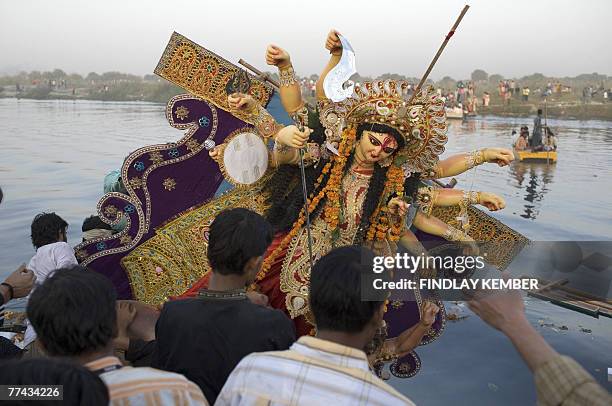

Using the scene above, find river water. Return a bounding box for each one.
[0,99,611,403]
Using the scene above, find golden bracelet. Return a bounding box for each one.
[463,191,481,205]
[252,106,283,139]
[279,65,298,87]
[443,226,470,242]
[422,163,443,179]
[417,186,438,216]
[465,149,486,169]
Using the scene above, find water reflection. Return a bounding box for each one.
[509,162,556,220]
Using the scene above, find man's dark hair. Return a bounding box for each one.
[82,215,112,232]
[207,208,273,275]
[0,358,109,405]
[537,108,543,115]
[27,266,117,357]
[31,212,68,249]
[0,186,3,205]
[310,246,385,333]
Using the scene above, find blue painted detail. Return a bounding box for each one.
[168,148,180,158]
[133,161,145,172]
[96,242,107,251]
[124,204,135,214]
[198,116,210,127]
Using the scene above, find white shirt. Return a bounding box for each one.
[216,336,414,406]
[24,242,78,347]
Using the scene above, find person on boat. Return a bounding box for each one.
[182,30,515,338]
[511,130,519,146]
[543,127,557,151]
[81,215,113,241]
[23,212,78,356]
[515,132,528,151]
[530,109,544,150]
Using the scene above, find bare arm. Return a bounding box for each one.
[430,148,514,179]
[315,30,342,101]
[468,288,612,405]
[418,187,506,213]
[265,45,304,114]
[380,302,439,359]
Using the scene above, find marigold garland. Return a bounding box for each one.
[256,128,357,281]
[366,164,405,242]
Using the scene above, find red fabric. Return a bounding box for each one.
[175,232,313,336]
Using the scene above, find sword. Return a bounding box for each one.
[292,107,315,270]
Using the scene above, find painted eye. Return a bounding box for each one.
[383,147,395,154]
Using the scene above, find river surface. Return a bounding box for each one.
[1,99,611,403]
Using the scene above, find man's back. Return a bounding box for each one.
[152,296,295,404]
[216,336,414,406]
[27,241,77,282]
[24,241,78,347]
[87,356,207,405]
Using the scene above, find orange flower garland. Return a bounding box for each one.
[366,164,405,242]
[256,128,357,281]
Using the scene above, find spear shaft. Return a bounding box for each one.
[408,5,470,104]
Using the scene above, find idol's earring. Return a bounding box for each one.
[378,156,393,168]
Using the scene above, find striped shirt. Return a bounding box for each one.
[216,336,414,406]
[86,356,208,406]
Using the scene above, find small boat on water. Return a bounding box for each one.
[515,149,558,163]
[445,106,464,119]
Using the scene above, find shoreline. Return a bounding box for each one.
[3,94,612,122]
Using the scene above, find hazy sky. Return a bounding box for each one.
[1,0,610,80]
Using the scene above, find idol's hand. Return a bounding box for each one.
[325,30,342,55]
[275,125,312,148]
[208,145,225,162]
[483,148,514,166]
[227,93,257,114]
[479,192,506,211]
[419,301,440,327]
[265,45,291,69]
[387,197,409,217]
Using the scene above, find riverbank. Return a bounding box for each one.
[4,91,612,121]
[480,102,612,121]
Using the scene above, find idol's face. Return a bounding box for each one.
[357,131,399,163]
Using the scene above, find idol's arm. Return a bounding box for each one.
[398,228,428,257]
[376,301,439,360]
[212,93,311,167]
[315,30,342,101]
[265,44,304,114]
[412,211,474,243]
[427,148,515,179]
[417,187,506,215]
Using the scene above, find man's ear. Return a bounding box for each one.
[372,302,386,327]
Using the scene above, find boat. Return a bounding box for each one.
[445,106,464,119]
[515,149,558,163]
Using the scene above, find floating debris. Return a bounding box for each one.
[447,313,469,322]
